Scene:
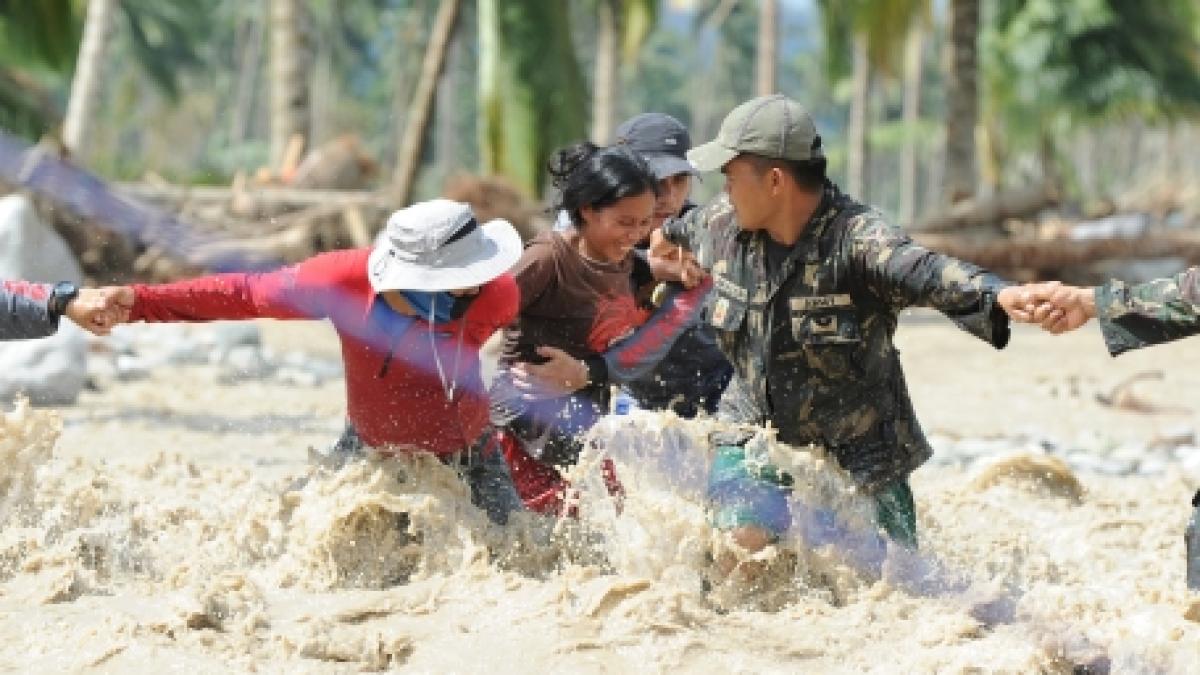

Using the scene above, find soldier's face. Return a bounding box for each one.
[721,157,772,231]
[579,190,656,263]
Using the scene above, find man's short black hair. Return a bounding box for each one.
[743,154,827,191]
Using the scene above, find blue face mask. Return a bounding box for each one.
[400,290,456,324]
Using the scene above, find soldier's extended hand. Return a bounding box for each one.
[65,286,134,336]
[511,346,589,400]
[1010,282,1096,334]
[997,285,1060,325]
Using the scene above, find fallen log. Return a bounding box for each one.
[915,232,1200,271]
[912,183,1058,232]
[186,223,319,270]
[115,183,384,209]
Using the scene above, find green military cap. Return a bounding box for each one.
[687,94,824,172]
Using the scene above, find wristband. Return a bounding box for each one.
[47,281,79,320]
[581,355,607,388]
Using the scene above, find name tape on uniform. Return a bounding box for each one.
[789,294,852,311]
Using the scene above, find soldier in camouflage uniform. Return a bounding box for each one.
[1014,267,1200,353]
[661,95,1027,558]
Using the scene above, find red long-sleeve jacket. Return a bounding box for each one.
[129,248,518,455]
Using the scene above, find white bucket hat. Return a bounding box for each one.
[368,199,522,293]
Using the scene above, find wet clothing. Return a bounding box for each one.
[129,248,519,456]
[328,423,523,525]
[706,443,917,548]
[1096,266,1200,355]
[663,182,1011,495]
[492,231,651,513]
[621,204,732,418]
[1,280,57,341]
[707,443,794,538]
[554,208,734,418]
[873,480,918,549]
[506,230,653,360]
[621,325,732,418]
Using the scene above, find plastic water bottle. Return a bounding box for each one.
[1187,489,1200,591]
[612,389,637,416]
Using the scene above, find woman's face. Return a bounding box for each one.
[579,190,656,263]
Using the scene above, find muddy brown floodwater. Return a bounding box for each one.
[1,315,1198,673]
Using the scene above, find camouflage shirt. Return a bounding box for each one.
[1096,266,1200,356]
[663,182,1011,492]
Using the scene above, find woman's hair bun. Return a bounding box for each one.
[547,141,599,190]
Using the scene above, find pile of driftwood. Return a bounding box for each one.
[93,136,545,281]
[98,175,1200,284]
[13,131,1200,285]
[910,179,1200,283]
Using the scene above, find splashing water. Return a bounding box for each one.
[0,399,1197,671]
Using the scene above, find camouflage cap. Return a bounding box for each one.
[687,94,824,172]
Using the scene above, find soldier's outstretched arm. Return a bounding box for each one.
[848,213,1014,348]
[1095,266,1200,355]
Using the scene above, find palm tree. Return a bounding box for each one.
[983,0,1200,198]
[591,0,658,144]
[1,0,208,155]
[755,0,779,96]
[944,0,978,204]
[479,0,588,199]
[818,0,926,201]
[63,0,119,158]
[592,0,619,143]
[899,16,926,224]
[268,0,312,169]
[0,0,77,139]
[846,32,869,198]
[392,0,462,207]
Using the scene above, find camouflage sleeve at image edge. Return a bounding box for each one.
[848,211,1011,348]
[1095,266,1200,355]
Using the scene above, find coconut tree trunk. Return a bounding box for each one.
[846,32,870,199]
[63,0,119,160]
[229,10,265,145]
[755,0,778,96]
[944,0,978,204]
[434,12,465,182]
[899,20,924,226]
[592,0,618,144]
[479,0,588,199]
[268,0,312,169]
[310,43,336,150]
[391,0,462,207]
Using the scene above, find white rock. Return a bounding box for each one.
[1173,445,1200,462]
[1066,452,1137,476]
[208,322,262,365]
[1179,452,1200,483]
[0,194,87,404]
[217,344,274,382]
[1136,456,1169,476]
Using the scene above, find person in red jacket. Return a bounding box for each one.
[115,199,525,524]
